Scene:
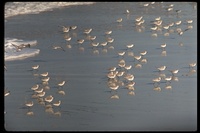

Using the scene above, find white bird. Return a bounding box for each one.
[32,65,39,70]
[58,81,66,87]
[117,18,123,23]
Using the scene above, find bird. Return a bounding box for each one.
[31,84,39,91]
[189,62,196,68]
[160,43,166,50]
[157,65,166,72]
[25,101,34,109]
[11,43,30,52]
[52,46,65,51]
[116,18,123,23]
[45,95,54,103]
[62,26,69,33]
[84,28,92,34]
[77,39,85,44]
[126,9,130,14]
[105,30,112,35]
[4,90,10,97]
[169,69,179,75]
[32,65,39,70]
[58,80,66,87]
[40,72,48,77]
[53,100,61,107]
[152,77,161,86]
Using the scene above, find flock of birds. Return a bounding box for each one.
[24,65,66,116]
[5,2,197,115]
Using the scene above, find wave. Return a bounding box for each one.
[5,2,95,18]
[5,38,40,61]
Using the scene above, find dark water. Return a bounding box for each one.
[4,2,197,131]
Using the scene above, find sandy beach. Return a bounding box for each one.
[4,2,197,131]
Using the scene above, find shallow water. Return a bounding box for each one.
[4,2,197,131]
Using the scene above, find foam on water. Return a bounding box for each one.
[5,38,40,61]
[5,2,95,18]
[4,2,95,61]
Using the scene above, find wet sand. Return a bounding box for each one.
[4,2,197,131]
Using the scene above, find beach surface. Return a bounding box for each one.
[4,2,197,131]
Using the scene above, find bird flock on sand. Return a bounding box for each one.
[5,2,197,115]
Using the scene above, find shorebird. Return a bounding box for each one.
[124,74,134,81]
[41,77,50,82]
[118,62,126,68]
[34,88,43,93]
[167,7,173,11]
[89,36,96,41]
[100,42,108,47]
[58,80,66,87]
[53,100,61,107]
[40,72,48,77]
[169,69,179,75]
[77,39,84,44]
[165,76,172,84]
[25,101,34,108]
[105,30,112,35]
[4,90,10,97]
[45,95,54,103]
[135,16,143,22]
[126,81,135,87]
[160,43,166,50]
[11,43,30,52]
[126,9,130,14]
[52,46,65,51]
[163,25,169,30]
[65,36,72,42]
[152,77,161,86]
[186,19,193,24]
[134,55,142,61]
[107,72,116,79]
[126,44,134,49]
[116,18,123,23]
[91,42,99,47]
[175,20,182,25]
[84,28,92,34]
[108,67,117,72]
[32,65,39,70]
[154,20,162,26]
[124,65,132,71]
[31,84,39,91]
[118,51,126,57]
[116,70,125,77]
[143,3,149,7]
[70,26,77,30]
[107,37,114,43]
[151,26,158,31]
[37,91,46,97]
[157,65,166,72]
[140,50,147,56]
[62,26,69,33]
[189,62,196,68]
[109,85,119,91]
